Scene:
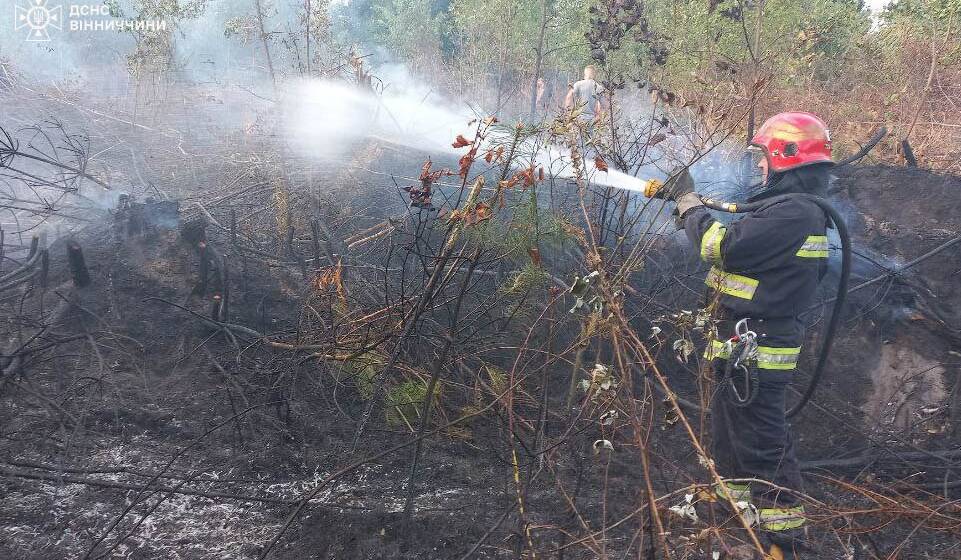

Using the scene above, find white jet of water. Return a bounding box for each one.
[283,76,654,193]
[284,78,474,158]
[536,144,652,193]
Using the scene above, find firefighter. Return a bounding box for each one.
[666,112,835,559]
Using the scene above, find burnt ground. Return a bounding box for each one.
[1,112,960,560]
[0,218,511,559]
[807,166,961,445]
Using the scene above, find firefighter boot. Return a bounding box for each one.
[763,527,807,560]
[767,543,793,560]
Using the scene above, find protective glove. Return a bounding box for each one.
[675,192,703,219]
[661,167,695,201]
[661,167,703,225]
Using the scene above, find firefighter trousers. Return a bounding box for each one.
[711,361,806,550]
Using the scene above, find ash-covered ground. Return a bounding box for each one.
[0,72,960,560]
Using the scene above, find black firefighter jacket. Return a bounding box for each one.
[682,193,829,373]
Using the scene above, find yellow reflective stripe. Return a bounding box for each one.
[705,340,801,370]
[705,339,731,360]
[797,235,829,258]
[713,481,751,501]
[756,346,801,370]
[760,506,806,531]
[700,221,725,265]
[705,267,758,300]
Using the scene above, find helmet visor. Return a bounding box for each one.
[743,145,768,190]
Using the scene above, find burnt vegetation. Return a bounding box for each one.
[1,0,960,559]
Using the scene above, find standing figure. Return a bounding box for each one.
[564,65,606,124]
[666,112,836,559]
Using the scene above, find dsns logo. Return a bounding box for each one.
[15,0,62,42]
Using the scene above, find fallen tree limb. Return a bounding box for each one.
[802,449,961,471]
[3,458,271,484]
[0,236,40,285]
[835,126,887,167]
[0,465,368,508]
[808,234,961,310]
[0,268,38,292]
[0,136,111,189]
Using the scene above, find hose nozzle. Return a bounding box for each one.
[644,167,695,199]
[642,179,663,198]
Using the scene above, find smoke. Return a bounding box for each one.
[2,0,741,221]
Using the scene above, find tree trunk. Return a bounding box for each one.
[254,0,277,91]
[529,0,549,119]
[305,0,311,76]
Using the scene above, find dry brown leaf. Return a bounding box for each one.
[458,147,478,178]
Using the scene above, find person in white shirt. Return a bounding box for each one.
[564,65,606,123]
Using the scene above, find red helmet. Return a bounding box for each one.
[751,112,833,173]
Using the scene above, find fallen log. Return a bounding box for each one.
[802,449,961,471]
[0,465,369,509]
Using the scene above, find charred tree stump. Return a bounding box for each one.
[283,225,308,277]
[311,217,340,269]
[221,260,230,322]
[127,203,145,236]
[259,296,269,334]
[190,238,229,322]
[241,252,248,302]
[197,241,209,296]
[210,294,222,321]
[902,139,918,167]
[227,210,249,300]
[39,250,48,290]
[180,216,207,246]
[310,219,323,267]
[285,225,295,258]
[66,242,91,288]
[229,209,238,247]
[206,243,227,321]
